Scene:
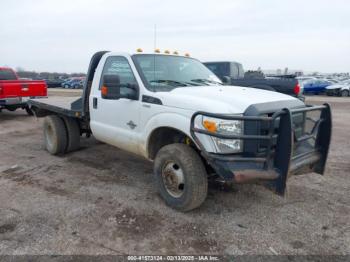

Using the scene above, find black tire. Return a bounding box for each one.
[5,106,17,112]
[154,143,208,211]
[61,116,80,153]
[43,115,68,155]
[25,106,34,116]
[340,90,349,97]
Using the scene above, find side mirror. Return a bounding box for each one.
[101,74,121,99]
[222,76,231,85]
[101,75,138,100]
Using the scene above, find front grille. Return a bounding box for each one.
[256,112,306,155]
[257,113,278,154]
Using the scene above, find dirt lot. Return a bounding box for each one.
[0,91,349,255]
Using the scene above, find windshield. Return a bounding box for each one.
[132,54,222,91]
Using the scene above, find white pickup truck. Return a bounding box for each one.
[28,51,332,211]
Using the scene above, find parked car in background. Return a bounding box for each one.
[0,67,47,115]
[326,80,350,97]
[296,76,316,82]
[327,79,340,85]
[45,78,65,88]
[204,61,304,100]
[61,78,84,89]
[303,79,332,94]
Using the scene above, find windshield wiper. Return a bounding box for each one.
[150,79,190,87]
[190,79,223,85]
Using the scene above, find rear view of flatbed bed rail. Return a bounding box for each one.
[27,51,332,211]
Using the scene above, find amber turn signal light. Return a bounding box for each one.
[101,86,108,96]
[203,120,217,133]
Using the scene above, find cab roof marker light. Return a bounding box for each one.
[164,50,170,54]
[136,48,143,53]
[185,53,190,57]
[155,48,161,53]
[173,51,179,55]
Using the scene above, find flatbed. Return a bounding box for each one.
[29,96,83,118]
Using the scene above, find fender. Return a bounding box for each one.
[139,111,194,159]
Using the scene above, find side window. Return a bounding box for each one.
[99,56,137,95]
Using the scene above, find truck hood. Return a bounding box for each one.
[157,85,302,114]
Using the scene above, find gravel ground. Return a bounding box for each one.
[0,92,349,255]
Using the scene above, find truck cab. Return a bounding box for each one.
[89,52,234,158]
[29,51,332,211]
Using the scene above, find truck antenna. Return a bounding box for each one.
[154,24,157,51]
[153,24,157,92]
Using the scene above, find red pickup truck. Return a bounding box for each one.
[0,67,47,115]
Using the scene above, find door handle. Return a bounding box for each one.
[93,97,98,109]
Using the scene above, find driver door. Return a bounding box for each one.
[90,55,141,155]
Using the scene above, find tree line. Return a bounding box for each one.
[16,70,86,80]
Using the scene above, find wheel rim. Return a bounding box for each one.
[45,124,54,149]
[161,161,185,198]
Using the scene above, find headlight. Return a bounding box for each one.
[201,116,243,154]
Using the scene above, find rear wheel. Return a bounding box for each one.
[43,115,68,155]
[340,90,349,97]
[154,143,208,211]
[61,116,80,153]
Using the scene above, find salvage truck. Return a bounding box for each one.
[28,51,332,211]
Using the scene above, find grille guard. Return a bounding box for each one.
[190,104,332,195]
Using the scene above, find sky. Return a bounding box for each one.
[0,0,349,73]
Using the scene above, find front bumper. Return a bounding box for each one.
[190,104,332,195]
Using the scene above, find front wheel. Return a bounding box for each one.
[154,143,208,212]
